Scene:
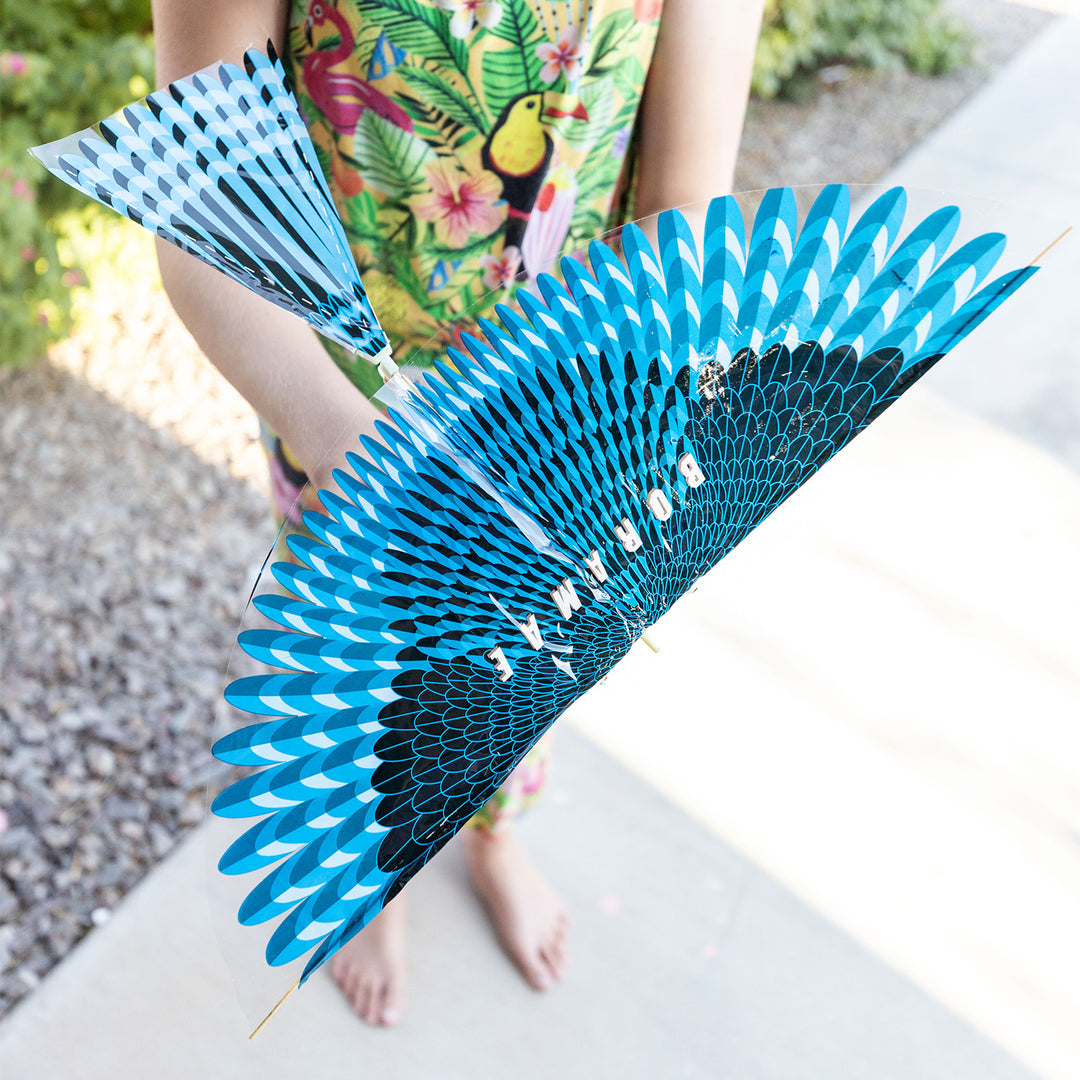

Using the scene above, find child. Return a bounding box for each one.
[151,0,762,1027]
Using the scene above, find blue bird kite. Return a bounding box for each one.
[33,47,1036,997]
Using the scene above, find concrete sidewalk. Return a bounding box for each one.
[2,15,1077,1080]
[0,732,1043,1080]
[568,17,1080,1079]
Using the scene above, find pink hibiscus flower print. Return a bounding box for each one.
[480,245,522,290]
[434,0,503,39]
[414,162,505,248]
[537,25,585,85]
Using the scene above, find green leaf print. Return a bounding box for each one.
[483,48,542,120]
[398,96,475,159]
[343,186,382,245]
[561,77,614,150]
[398,65,488,134]
[384,240,429,300]
[610,52,646,104]
[584,8,636,75]
[297,89,324,133]
[567,205,606,250]
[401,344,445,369]
[573,169,619,225]
[352,0,469,74]
[608,97,642,139]
[373,197,419,251]
[572,137,622,223]
[481,0,545,117]
[310,139,334,187]
[350,111,436,198]
[425,228,503,263]
[486,0,543,50]
[312,32,343,53]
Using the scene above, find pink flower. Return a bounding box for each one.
[0,52,27,77]
[434,0,502,39]
[12,178,32,201]
[633,0,664,21]
[414,162,504,248]
[536,25,585,85]
[480,245,521,289]
[62,269,88,289]
[19,246,36,262]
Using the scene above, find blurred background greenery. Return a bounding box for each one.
[0,0,971,370]
[753,0,972,99]
[2,1,153,367]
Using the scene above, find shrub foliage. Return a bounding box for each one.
[754,0,973,99]
[1,0,153,367]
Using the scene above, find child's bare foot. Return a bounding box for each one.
[329,898,407,1026]
[462,827,568,991]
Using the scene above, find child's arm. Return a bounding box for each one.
[151,0,382,493]
[634,0,765,215]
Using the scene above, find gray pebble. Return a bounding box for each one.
[86,745,116,779]
[16,719,48,745]
[0,885,17,922]
[148,824,175,860]
[41,825,75,851]
[56,709,87,732]
[117,821,144,842]
[178,797,205,828]
[0,925,17,971]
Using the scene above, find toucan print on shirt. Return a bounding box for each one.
[287,0,663,369]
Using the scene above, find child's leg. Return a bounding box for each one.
[330,897,408,1026]
[326,742,566,1022]
[461,733,567,991]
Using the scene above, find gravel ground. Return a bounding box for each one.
[735,0,1052,192]
[0,0,1053,1019]
[0,287,269,1013]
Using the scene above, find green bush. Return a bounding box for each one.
[753,0,974,99]
[1,0,153,368]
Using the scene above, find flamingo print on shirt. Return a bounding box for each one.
[301,0,414,134]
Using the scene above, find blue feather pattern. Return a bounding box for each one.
[216,183,1032,981]
[30,49,1036,986]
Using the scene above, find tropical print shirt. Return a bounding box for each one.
[285,0,663,388]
